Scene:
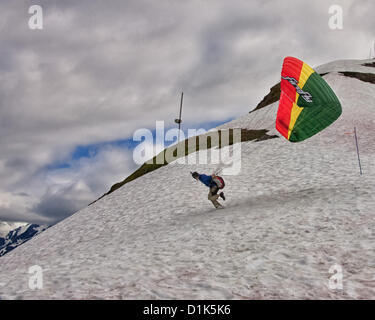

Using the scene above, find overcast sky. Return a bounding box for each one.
[0,0,373,225]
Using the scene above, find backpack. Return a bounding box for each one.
[212,175,225,189]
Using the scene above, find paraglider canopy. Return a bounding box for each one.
[276,57,342,142]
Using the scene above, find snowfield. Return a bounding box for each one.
[0,59,374,299]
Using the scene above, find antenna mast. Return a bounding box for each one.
[174,92,184,142]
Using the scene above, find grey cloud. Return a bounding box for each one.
[30,144,136,223]
[33,184,90,221]
[0,209,51,225]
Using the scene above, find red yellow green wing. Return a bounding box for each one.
[276,57,342,142]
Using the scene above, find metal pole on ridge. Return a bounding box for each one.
[175,92,183,142]
[354,127,363,175]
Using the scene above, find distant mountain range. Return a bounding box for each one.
[0,222,49,257]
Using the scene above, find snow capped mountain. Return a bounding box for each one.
[0,58,374,299]
[0,223,49,257]
[0,222,28,238]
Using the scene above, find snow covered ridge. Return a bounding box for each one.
[0,57,374,299]
[0,224,49,257]
[97,128,278,201]
[315,58,375,74]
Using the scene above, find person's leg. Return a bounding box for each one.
[219,191,225,200]
[208,185,222,208]
[208,185,219,200]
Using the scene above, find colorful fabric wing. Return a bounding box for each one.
[276,57,342,142]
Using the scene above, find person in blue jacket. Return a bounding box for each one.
[191,171,225,208]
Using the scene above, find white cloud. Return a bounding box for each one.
[1,145,137,224]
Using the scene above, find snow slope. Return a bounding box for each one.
[0,59,374,299]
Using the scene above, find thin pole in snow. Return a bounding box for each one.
[354,127,363,175]
[175,92,183,142]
